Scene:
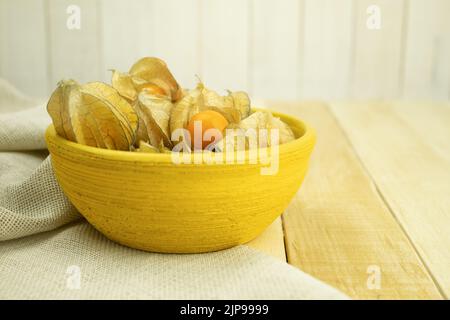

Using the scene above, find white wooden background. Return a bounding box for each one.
[0,0,449,101]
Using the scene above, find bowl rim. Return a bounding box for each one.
[45,107,316,164]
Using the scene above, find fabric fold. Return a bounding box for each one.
[0,221,347,299]
[0,157,81,241]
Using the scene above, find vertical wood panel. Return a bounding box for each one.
[200,0,248,92]
[352,0,405,98]
[403,0,450,100]
[1,0,449,101]
[0,0,48,98]
[47,0,102,89]
[153,0,200,90]
[100,0,154,82]
[302,0,353,99]
[251,0,303,100]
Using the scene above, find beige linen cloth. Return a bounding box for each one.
[0,79,347,299]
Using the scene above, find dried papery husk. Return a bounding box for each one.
[169,86,205,142]
[198,83,250,123]
[134,104,148,148]
[207,106,242,124]
[226,91,251,119]
[160,146,172,153]
[47,80,138,150]
[268,116,296,144]
[202,86,241,123]
[76,88,134,150]
[111,70,136,102]
[239,111,271,130]
[47,79,80,142]
[238,111,295,147]
[81,82,138,148]
[129,57,183,102]
[157,139,172,153]
[137,140,160,153]
[214,127,249,153]
[73,102,107,149]
[112,70,168,102]
[134,92,173,148]
[201,84,223,108]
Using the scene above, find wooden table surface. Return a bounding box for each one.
[246,101,450,300]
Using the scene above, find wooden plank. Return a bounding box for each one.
[250,0,303,100]
[351,0,405,98]
[403,0,450,100]
[0,0,48,98]
[201,0,248,92]
[390,101,450,163]
[153,0,200,90]
[246,218,286,262]
[329,101,450,298]
[302,0,353,99]
[47,0,102,88]
[274,101,442,299]
[99,0,154,82]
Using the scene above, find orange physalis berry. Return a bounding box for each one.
[187,110,229,150]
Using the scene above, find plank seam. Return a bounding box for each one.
[297,0,306,100]
[398,0,410,99]
[95,0,104,82]
[197,0,203,79]
[280,214,289,263]
[326,102,446,299]
[348,0,357,98]
[247,0,254,95]
[44,0,53,95]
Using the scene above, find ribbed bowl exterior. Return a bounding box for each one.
[45,110,316,253]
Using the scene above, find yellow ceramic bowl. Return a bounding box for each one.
[45,109,316,253]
